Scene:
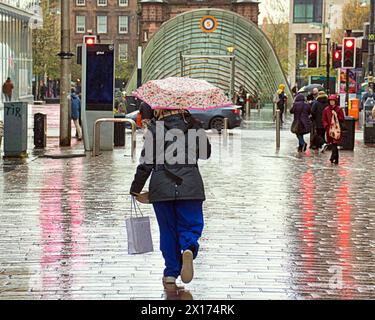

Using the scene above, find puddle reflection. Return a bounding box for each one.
[39,158,85,299]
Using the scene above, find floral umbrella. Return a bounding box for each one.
[132,77,232,110]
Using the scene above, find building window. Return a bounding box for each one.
[293,0,322,24]
[97,0,107,6]
[76,16,85,33]
[76,0,85,6]
[119,16,129,34]
[119,0,128,6]
[119,43,128,61]
[97,16,107,34]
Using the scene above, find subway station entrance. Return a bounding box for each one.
[126,9,292,105]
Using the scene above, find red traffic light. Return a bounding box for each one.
[344,39,354,49]
[83,35,97,46]
[309,43,317,51]
[342,37,356,69]
[332,49,342,69]
[307,41,319,68]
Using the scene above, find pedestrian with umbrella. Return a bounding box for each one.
[130,77,223,290]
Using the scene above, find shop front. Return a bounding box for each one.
[0,0,38,120]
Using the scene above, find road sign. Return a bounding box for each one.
[200,16,218,33]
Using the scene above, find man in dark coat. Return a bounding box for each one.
[130,109,211,290]
[311,91,329,150]
[290,93,312,152]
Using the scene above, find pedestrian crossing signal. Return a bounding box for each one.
[84,35,97,46]
[332,50,342,69]
[307,41,319,68]
[342,37,356,69]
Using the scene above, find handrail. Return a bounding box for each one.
[92,118,137,158]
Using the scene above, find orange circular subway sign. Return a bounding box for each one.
[200,16,218,33]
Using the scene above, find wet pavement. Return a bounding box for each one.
[0,105,374,300]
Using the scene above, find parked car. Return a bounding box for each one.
[124,105,243,130]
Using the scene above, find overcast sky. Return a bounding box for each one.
[259,0,290,24]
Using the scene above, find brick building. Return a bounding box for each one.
[70,0,138,63]
[139,0,260,46]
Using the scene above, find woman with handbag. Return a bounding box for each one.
[130,108,211,290]
[290,93,312,152]
[322,95,345,164]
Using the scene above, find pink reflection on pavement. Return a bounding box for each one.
[39,158,86,298]
[39,161,64,293]
[335,167,354,298]
[300,169,317,285]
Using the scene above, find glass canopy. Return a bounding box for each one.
[126,8,292,105]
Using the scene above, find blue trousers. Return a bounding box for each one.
[297,134,306,147]
[153,200,204,278]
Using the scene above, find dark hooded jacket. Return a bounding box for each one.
[311,96,328,129]
[290,93,312,134]
[130,112,211,203]
[70,93,81,120]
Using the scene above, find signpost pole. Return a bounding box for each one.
[369,0,374,77]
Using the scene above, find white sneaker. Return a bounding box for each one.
[162,276,184,290]
[181,250,194,284]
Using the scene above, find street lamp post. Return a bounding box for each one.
[369,0,375,77]
[58,0,72,146]
[227,46,235,101]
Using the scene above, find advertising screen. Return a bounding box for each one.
[86,45,114,111]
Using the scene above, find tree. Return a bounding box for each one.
[331,0,370,43]
[32,0,60,98]
[342,0,370,31]
[115,59,135,85]
[32,0,60,79]
[262,0,289,76]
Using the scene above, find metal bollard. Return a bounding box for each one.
[34,113,47,149]
[246,94,250,121]
[276,110,281,149]
[223,118,229,147]
[0,120,3,150]
[224,118,229,134]
[93,118,136,158]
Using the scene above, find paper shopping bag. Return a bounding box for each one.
[126,196,154,254]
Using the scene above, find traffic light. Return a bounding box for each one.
[342,37,356,69]
[307,41,319,68]
[332,49,342,69]
[83,35,97,46]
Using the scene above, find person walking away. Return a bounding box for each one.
[311,87,319,101]
[70,89,82,141]
[311,91,329,150]
[361,87,374,112]
[291,85,298,98]
[236,85,247,115]
[2,78,14,102]
[274,84,288,124]
[40,81,46,101]
[322,95,345,165]
[130,109,211,290]
[290,93,312,152]
[139,101,154,129]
